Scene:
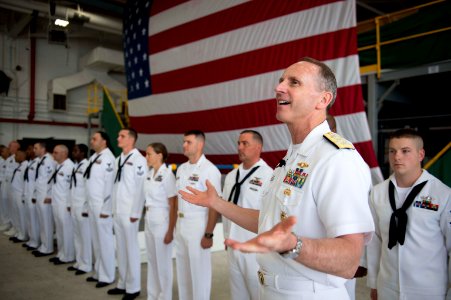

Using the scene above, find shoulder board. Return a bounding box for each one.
[323,132,355,150]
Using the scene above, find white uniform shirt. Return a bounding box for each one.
[85,148,115,215]
[51,158,74,207]
[143,163,177,209]
[70,158,88,209]
[222,159,273,241]
[23,158,38,200]
[10,160,27,194]
[33,153,56,200]
[0,157,5,184]
[112,148,147,218]
[176,154,222,216]
[5,154,18,183]
[367,170,451,298]
[257,121,374,287]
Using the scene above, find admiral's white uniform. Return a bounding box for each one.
[24,157,40,248]
[367,170,451,299]
[85,148,116,283]
[10,160,28,240]
[256,121,374,300]
[175,154,221,300]
[51,158,75,262]
[143,163,177,300]
[222,159,273,300]
[69,158,91,272]
[112,148,147,294]
[33,153,56,254]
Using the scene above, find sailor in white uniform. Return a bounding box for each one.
[222,130,273,300]
[175,130,222,300]
[367,128,451,300]
[23,146,40,250]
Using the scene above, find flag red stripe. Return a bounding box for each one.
[354,141,379,169]
[149,0,340,54]
[130,85,362,134]
[150,28,357,94]
[150,0,189,16]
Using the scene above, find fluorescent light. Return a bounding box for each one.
[54,19,69,27]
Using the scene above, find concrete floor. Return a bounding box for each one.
[0,233,371,299]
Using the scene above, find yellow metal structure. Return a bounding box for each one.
[424,141,451,170]
[358,0,449,78]
[87,83,129,126]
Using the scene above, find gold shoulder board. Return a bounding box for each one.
[323,132,355,149]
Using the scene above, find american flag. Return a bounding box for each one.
[124,0,383,183]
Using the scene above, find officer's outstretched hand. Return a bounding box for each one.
[179,180,218,208]
[225,216,297,253]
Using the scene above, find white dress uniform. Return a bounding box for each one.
[222,159,273,300]
[24,157,40,248]
[112,148,147,294]
[175,154,222,300]
[143,163,177,300]
[367,170,451,300]
[256,121,374,300]
[51,158,75,262]
[85,147,116,283]
[33,153,56,254]
[0,156,9,227]
[3,155,18,232]
[69,158,92,272]
[10,160,28,240]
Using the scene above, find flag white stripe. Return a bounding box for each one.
[336,112,372,144]
[149,0,250,36]
[130,55,361,116]
[150,1,355,74]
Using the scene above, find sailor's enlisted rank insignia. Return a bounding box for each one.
[323,132,355,149]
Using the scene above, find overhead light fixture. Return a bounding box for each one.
[54,19,69,27]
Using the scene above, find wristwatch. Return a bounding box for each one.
[204,232,214,239]
[280,232,303,259]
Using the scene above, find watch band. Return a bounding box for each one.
[204,232,214,239]
[280,232,302,259]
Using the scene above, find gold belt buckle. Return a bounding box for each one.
[257,270,265,285]
[178,212,184,218]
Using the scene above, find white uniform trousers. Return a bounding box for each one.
[71,206,92,272]
[52,202,74,262]
[376,283,448,300]
[36,199,54,254]
[175,214,211,300]
[25,199,40,248]
[12,191,27,240]
[8,188,18,232]
[227,247,259,300]
[344,279,356,300]
[258,271,350,300]
[113,214,141,293]
[0,182,11,226]
[88,205,115,283]
[144,208,173,300]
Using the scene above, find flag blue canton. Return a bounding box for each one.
[123,0,152,100]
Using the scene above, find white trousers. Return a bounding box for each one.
[144,208,173,300]
[0,182,11,226]
[71,205,92,272]
[175,215,211,300]
[52,201,74,262]
[88,205,115,283]
[345,279,356,300]
[36,197,54,254]
[227,248,259,300]
[113,214,141,293]
[12,191,27,240]
[25,198,40,248]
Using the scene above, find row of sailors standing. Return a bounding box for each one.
[0,128,273,300]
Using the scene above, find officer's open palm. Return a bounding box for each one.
[179,180,218,208]
[225,216,297,253]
